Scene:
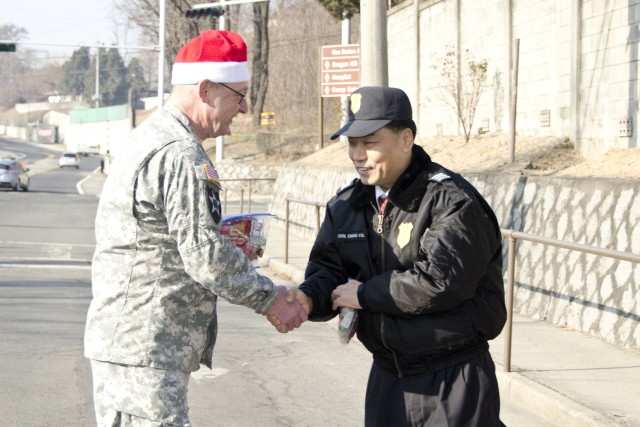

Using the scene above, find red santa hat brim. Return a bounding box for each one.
[171,30,250,85]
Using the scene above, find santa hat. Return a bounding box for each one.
[171,30,250,85]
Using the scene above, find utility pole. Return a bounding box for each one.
[360,0,388,86]
[94,48,101,108]
[158,0,166,108]
[340,10,351,131]
[216,1,227,163]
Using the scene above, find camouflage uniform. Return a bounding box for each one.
[84,105,277,425]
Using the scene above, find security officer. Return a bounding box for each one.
[279,86,507,426]
[84,30,306,426]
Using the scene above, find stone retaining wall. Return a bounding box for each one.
[262,165,639,350]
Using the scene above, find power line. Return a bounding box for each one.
[0,40,158,51]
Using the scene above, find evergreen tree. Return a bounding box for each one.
[60,47,91,100]
[126,57,148,100]
[83,47,130,107]
[316,0,359,20]
[102,48,129,106]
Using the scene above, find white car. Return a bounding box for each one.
[59,152,80,169]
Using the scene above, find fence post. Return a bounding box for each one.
[504,234,516,372]
[223,190,228,214]
[315,205,321,235]
[285,199,290,264]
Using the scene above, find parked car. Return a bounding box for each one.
[0,158,30,191]
[59,152,80,169]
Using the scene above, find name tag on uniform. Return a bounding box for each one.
[337,231,367,241]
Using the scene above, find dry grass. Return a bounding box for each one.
[213,122,640,180]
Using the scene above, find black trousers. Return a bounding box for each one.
[364,349,505,427]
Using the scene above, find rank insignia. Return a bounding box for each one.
[397,222,414,249]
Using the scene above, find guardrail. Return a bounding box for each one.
[284,198,325,263]
[219,178,275,214]
[500,228,640,372]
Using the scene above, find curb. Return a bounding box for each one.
[257,252,306,284]
[495,371,620,426]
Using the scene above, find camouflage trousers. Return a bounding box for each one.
[90,359,191,426]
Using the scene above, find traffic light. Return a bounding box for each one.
[185,6,225,19]
[0,43,16,52]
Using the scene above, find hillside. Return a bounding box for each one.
[216,130,640,180]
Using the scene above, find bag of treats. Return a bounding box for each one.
[220,213,274,261]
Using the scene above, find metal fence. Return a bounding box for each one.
[283,198,324,263]
[500,228,640,372]
[219,178,275,214]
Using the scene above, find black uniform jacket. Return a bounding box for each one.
[299,145,507,378]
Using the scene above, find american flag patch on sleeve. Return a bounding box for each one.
[204,164,221,186]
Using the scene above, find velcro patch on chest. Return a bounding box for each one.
[336,231,367,241]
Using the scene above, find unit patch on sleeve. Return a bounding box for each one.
[206,187,222,224]
[193,161,222,224]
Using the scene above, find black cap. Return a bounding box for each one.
[330,86,413,140]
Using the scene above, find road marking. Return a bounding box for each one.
[0,240,95,248]
[0,263,92,270]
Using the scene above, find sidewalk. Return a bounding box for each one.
[259,226,640,427]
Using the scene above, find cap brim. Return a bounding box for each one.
[330,119,392,140]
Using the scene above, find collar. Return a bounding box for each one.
[348,145,435,212]
[164,104,199,139]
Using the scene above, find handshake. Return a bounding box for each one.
[263,286,312,333]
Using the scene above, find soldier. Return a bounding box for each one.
[84,30,307,426]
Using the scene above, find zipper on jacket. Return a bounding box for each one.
[372,201,403,377]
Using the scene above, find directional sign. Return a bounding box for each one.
[321,44,360,97]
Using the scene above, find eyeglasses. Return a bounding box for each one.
[219,83,247,104]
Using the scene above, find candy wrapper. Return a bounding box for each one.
[338,307,358,344]
[338,278,359,344]
[220,213,273,261]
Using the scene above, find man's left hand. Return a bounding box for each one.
[331,280,362,311]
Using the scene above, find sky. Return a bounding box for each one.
[1,0,143,64]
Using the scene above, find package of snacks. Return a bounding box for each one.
[220,213,273,261]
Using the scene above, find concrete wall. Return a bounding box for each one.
[386,0,640,157]
[215,162,280,198]
[65,118,131,157]
[265,165,640,351]
[467,173,640,350]
[1,125,28,141]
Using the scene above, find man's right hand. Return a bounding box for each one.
[266,287,312,332]
[264,286,309,333]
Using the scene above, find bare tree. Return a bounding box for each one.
[250,1,269,125]
[115,0,354,141]
[431,46,488,143]
[116,0,220,92]
[264,0,356,134]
